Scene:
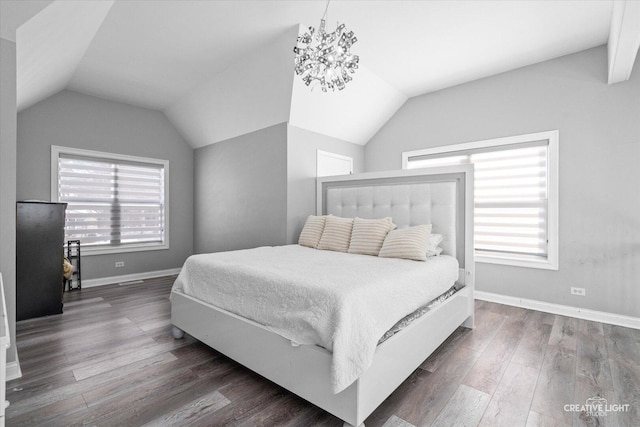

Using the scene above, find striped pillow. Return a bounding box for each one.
[298,215,327,248]
[378,224,433,261]
[348,217,396,256]
[317,216,354,252]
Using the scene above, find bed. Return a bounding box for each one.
[170,165,475,427]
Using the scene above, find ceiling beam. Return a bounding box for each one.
[608,0,640,84]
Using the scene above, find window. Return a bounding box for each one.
[51,146,169,255]
[403,130,558,270]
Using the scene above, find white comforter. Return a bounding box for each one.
[171,244,459,393]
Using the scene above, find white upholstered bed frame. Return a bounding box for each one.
[171,166,475,427]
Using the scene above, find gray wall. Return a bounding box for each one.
[286,125,365,243]
[17,90,194,280]
[0,38,18,365]
[194,123,288,253]
[365,46,640,318]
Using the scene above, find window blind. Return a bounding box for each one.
[58,155,165,247]
[407,141,549,258]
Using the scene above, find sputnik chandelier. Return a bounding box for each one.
[293,0,359,92]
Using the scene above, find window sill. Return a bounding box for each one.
[80,243,169,256]
[476,253,558,271]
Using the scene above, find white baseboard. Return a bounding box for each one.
[7,360,22,381]
[81,268,181,288]
[475,291,640,330]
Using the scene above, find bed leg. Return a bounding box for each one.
[463,313,475,329]
[343,423,364,427]
[172,325,185,339]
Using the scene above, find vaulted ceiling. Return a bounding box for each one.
[1,0,638,148]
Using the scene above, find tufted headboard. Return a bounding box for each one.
[317,167,474,273]
[324,182,457,257]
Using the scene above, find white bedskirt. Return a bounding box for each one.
[171,244,458,393]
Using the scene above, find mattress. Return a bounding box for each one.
[171,244,459,393]
[378,282,463,344]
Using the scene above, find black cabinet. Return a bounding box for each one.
[16,202,67,321]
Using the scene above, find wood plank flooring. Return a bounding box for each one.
[6,277,640,426]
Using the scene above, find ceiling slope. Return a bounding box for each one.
[289,25,407,146]
[16,0,114,112]
[0,0,54,42]
[6,1,635,149]
[368,0,613,97]
[165,27,298,149]
[167,23,406,149]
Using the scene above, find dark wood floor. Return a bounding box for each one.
[6,276,640,427]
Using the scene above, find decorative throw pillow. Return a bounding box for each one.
[298,215,328,248]
[317,216,354,252]
[348,217,396,256]
[378,224,433,261]
[427,233,444,257]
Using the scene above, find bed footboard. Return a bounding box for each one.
[171,285,472,426]
[171,289,362,424]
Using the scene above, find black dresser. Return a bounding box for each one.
[16,201,67,321]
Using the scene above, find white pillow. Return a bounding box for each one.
[427,233,444,257]
[378,224,433,261]
[348,217,396,256]
[317,216,354,252]
[298,215,327,248]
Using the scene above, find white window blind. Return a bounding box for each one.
[409,141,547,257]
[57,153,166,249]
[407,139,553,261]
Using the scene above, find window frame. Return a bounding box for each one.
[51,145,170,256]
[402,130,559,271]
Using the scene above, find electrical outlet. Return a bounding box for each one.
[570,287,586,296]
[115,261,125,268]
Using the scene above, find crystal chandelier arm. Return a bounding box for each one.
[293,0,358,92]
